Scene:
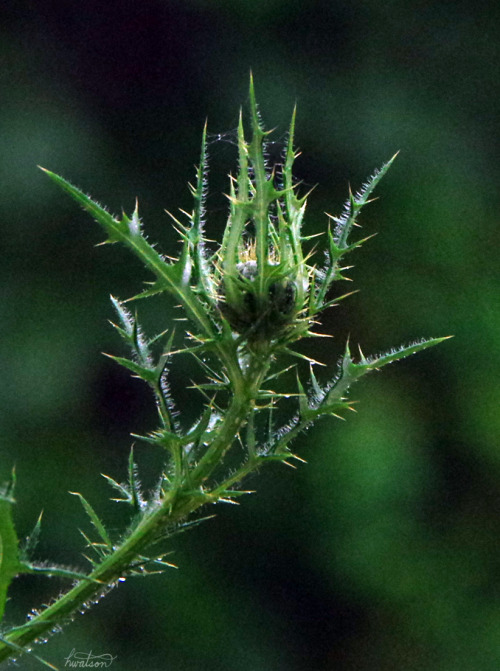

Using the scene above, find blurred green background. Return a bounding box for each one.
[1,1,499,669]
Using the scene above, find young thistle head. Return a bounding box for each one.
[213,80,315,347]
[218,236,308,341]
[181,77,393,354]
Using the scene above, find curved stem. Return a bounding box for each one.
[0,351,270,665]
[192,351,270,485]
[0,479,224,662]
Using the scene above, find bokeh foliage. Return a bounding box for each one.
[1,1,499,669]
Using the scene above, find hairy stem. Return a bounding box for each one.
[0,458,258,663]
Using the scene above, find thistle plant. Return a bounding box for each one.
[0,78,447,668]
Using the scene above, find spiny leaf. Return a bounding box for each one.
[79,530,108,562]
[134,406,215,450]
[70,492,113,550]
[101,474,132,506]
[41,168,216,342]
[40,168,130,243]
[323,337,451,408]
[110,295,134,337]
[103,353,157,383]
[127,552,178,574]
[189,121,212,295]
[20,562,102,583]
[333,154,397,250]
[149,326,173,349]
[155,329,176,375]
[309,365,323,400]
[351,336,452,372]
[354,152,399,207]
[0,636,58,670]
[296,373,310,419]
[124,279,171,302]
[0,473,22,622]
[128,447,144,512]
[19,511,43,562]
[0,468,16,503]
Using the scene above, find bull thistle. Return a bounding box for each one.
[0,77,448,667]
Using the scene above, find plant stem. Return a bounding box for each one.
[0,469,245,662]
[0,352,270,664]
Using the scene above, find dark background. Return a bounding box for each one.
[1,1,499,669]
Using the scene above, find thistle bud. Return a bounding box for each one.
[218,241,304,341]
[212,80,314,346]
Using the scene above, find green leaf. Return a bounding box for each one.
[20,562,101,583]
[79,530,108,562]
[188,121,213,299]
[351,336,452,371]
[101,474,132,506]
[19,511,43,562]
[0,472,22,622]
[309,365,323,400]
[128,447,144,512]
[103,353,157,383]
[295,373,311,419]
[324,337,451,408]
[41,168,216,341]
[39,168,129,243]
[334,153,398,250]
[0,635,58,670]
[69,492,113,550]
[110,295,135,338]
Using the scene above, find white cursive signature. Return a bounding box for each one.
[64,648,117,668]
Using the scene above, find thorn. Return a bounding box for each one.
[289,453,307,464]
[164,209,184,227]
[305,331,334,338]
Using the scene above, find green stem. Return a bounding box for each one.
[0,350,269,664]
[192,353,270,485]
[0,489,207,662]
[191,396,250,485]
[0,440,272,665]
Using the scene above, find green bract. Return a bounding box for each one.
[0,78,448,668]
